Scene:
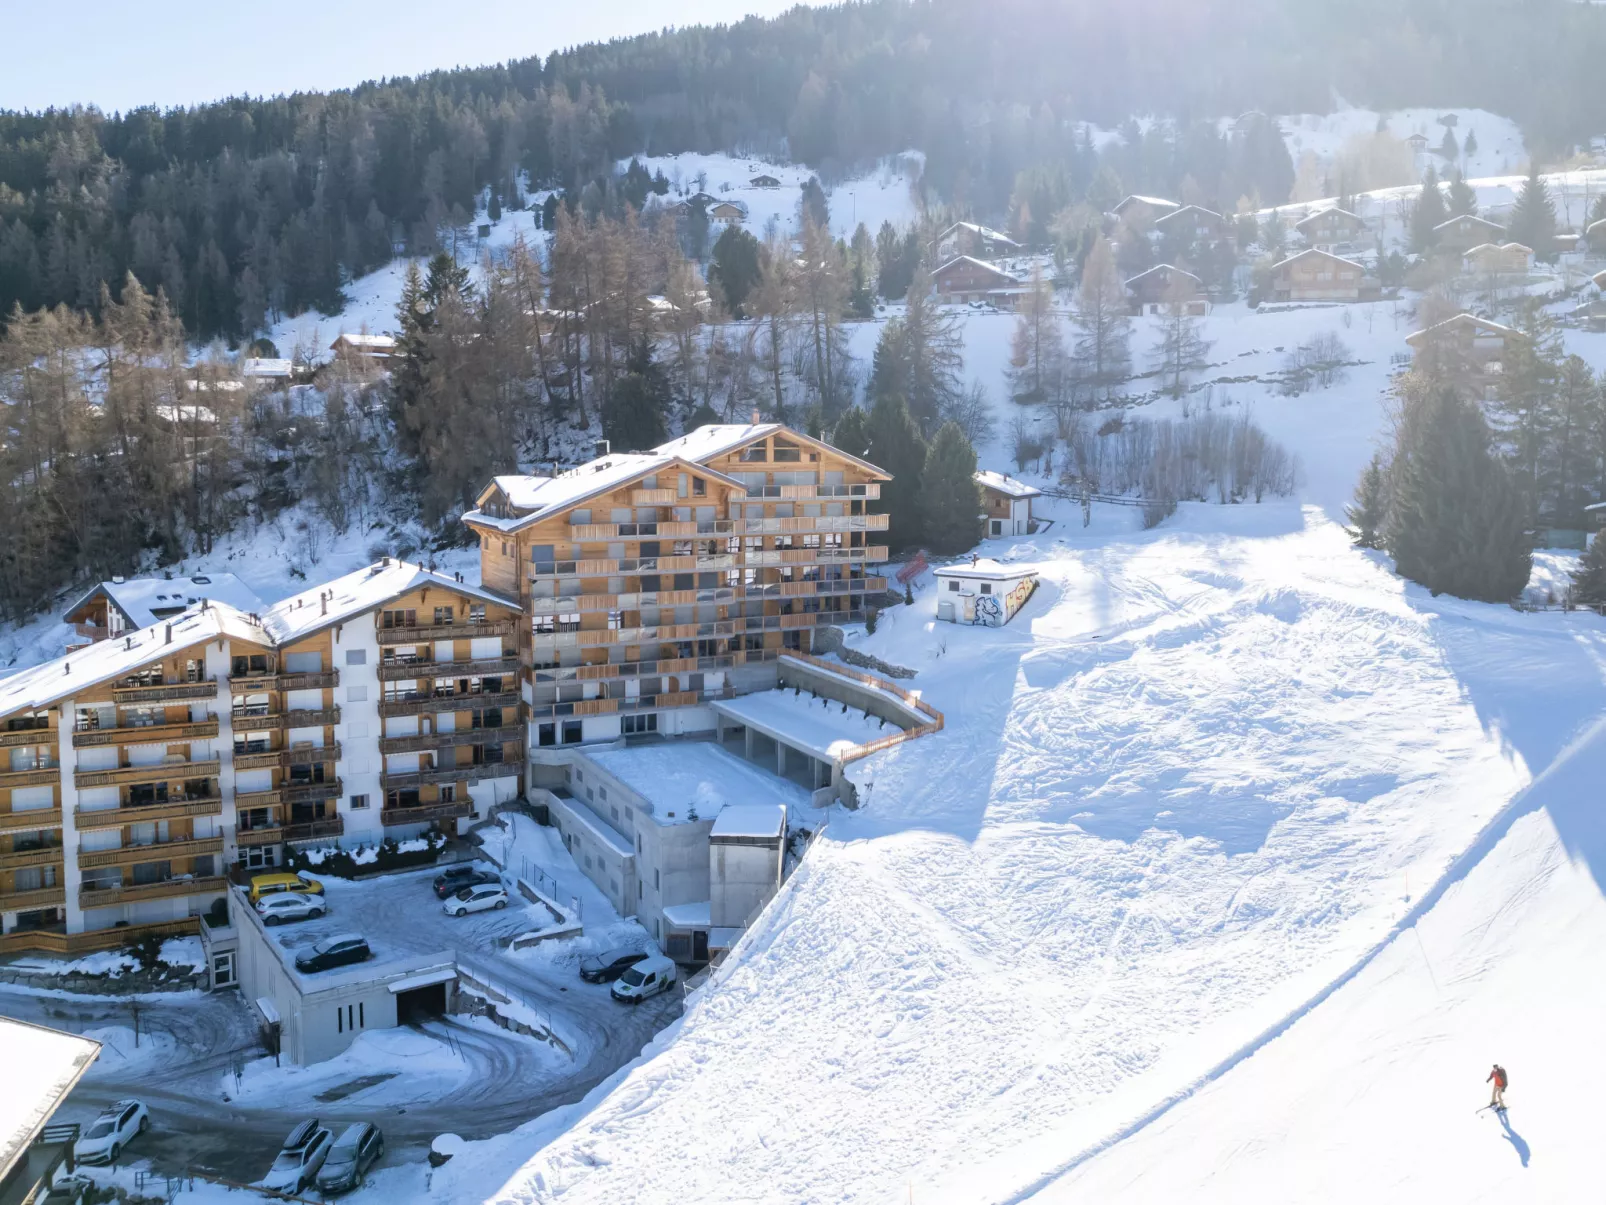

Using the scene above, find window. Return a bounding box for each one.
[381,609,416,630]
[692,476,707,497]
[349,794,370,810]
[440,785,456,803]
[772,436,802,463]
[948,581,960,592]
[654,869,660,890]
[347,685,368,702]
[622,713,658,736]
[434,606,454,625]
[470,604,486,623]
[980,583,992,594]
[739,442,767,462]
[562,720,583,745]
[345,649,367,666]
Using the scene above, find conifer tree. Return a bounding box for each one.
[1346,453,1387,548]
[866,393,928,549]
[1151,275,1213,399]
[918,423,985,555]
[1006,265,1067,405]
[1070,235,1131,400]
[868,266,964,432]
[708,225,762,316]
[603,340,671,451]
[1570,534,1606,606]
[1508,163,1558,260]
[829,406,871,460]
[1409,165,1446,253]
[1463,129,1479,162]
[1445,172,1478,218]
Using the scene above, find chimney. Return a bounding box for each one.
[165,623,172,644]
[593,439,610,460]
[321,595,328,616]
[751,409,761,425]
[381,556,390,567]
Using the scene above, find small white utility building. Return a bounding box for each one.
[975,470,1042,537]
[935,559,1039,627]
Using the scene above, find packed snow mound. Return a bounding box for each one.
[1037,631,1606,1203]
[487,503,1546,1205]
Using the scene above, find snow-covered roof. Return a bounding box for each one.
[1152,204,1225,227]
[933,221,1022,249]
[1125,263,1202,287]
[1404,312,1524,346]
[933,558,1039,582]
[975,469,1042,499]
[0,1017,99,1184]
[330,333,396,352]
[1433,213,1504,233]
[654,423,780,462]
[710,803,787,840]
[583,742,811,827]
[261,560,513,645]
[0,602,270,722]
[467,454,741,533]
[1293,206,1365,230]
[242,358,293,378]
[1465,241,1532,257]
[932,255,1019,285]
[66,573,267,631]
[662,900,712,928]
[712,690,897,763]
[1270,247,1365,271]
[1113,194,1180,214]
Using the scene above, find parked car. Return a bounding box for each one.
[248,872,325,905]
[42,1174,92,1204]
[294,933,371,974]
[443,883,508,916]
[263,1119,333,1194]
[432,865,498,899]
[579,948,649,984]
[257,892,328,925]
[73,1099,147,1164]
[610,953,678,1003]
[314,1122,385,1195]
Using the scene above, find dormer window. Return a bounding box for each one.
[772,436,801,463]
[739,442,768,462]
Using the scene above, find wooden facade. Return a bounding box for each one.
[931,256,1024,307]
[1268,249,1376,303]
[1125,264,1204,314]
[1152,205,1230,245]
[1405,313,1527,399]
[1295,207,1369,249]
[1433,214,1506,256]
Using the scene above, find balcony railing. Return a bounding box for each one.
[74,796,223,830]
[73,758,220,789]
[375,619,517,646]
[110,680,218,704]
[0,846,64,871]
[379,761,512,791]
[0,728,53,749]
[74,719,219,748]
[79,876,228,909]
[378,690,520,719]
[376,656,519,682]
[235,779,343,810]
[227,670,339,693]
[231,707,342,732]
[0,807,63,832]
[0,765,61,788]
[629,487,677,505]
[232,743,341,772]
[527,689,713,721]
[0,917,196,956]
[378,727,521,755]
[0,885,66,911]
[380,801,473,827]
[235,816,344,848]
[78,835,225,870]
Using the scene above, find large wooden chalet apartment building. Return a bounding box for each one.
[463,423,891,748]
[0,423,889,954]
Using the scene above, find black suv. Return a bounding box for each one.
[432,865,499,899]
[294,934,372,974]
[315,1122,385,1194]
[579,948,648,984]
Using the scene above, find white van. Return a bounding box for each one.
[610,953,677,1003]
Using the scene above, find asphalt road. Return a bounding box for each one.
[0,862,679,1187]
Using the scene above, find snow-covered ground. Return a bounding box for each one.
[1277,105,1528,182]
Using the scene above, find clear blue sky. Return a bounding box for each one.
[2,0,808,112]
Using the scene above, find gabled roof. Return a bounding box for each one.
[975,469,1042,499]
[932,255,1019,287]
[465,452,749,534]
[330,332,396,351]
[0,1018,99,1187]
[65,574,267,631]
[1270,247,1366,271]
[0,603,271,723]
[1433,213,1504,234]
[260,560,515,645]
[1152,204,1225,228]
[1404,312,1525,346]
[1124,263,1202,288]
[655,423,892,481]
[1112,195,1180,215]
[1294,206,1366,231]
[932,221,1022,249]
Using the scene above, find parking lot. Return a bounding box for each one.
[3,855,682,1190]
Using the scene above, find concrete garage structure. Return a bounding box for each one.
[708,804,786,951]
[222,887,456,1065]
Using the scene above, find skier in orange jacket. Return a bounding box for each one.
[1486,1063,1508,1111]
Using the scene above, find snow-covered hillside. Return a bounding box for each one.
[1279,106,1527,181]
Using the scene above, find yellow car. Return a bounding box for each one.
[248,872,325,905]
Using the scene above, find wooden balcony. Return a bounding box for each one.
[74,796,223,830]
[236,780,342,810]
[378,691,520,719]
[232,744,341,772]
[380,801,473,827]
[379,761,514,791]
[73,758,220,789]
[0,765,61,788]
[231,707,342,732]
[79,876,228,909]
[377,656,519,682]
[74,719,219,748]
[629,487,677,505]
[375,619,517,646]
[227,670,339,693]
[0,729,53,750]
[111,680,218,704]
[0,847,64,871]
[0,807,63,833]
[79,836,225,871]
[379,727,521,755]
[235,816,344,848]
[0,917,196,956]
[0,885,66,912]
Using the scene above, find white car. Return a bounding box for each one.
[262,1119,333,1194]
[443,882,508,917]
[73,1099,148,1164]
[257,892,328,925]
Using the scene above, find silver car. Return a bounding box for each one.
[257,892,328,925]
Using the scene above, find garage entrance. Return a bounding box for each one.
[397,982,448,1024]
